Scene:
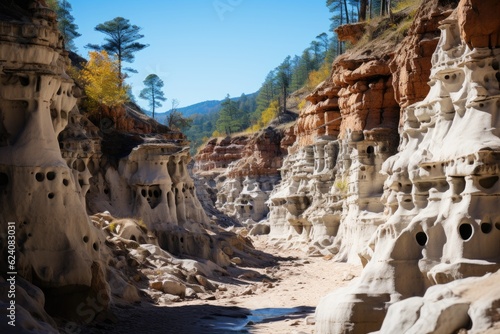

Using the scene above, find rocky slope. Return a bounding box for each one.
[0,2,266,332]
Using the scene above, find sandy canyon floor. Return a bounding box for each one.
[82,236,361,334]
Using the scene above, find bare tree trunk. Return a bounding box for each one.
[284,87,287,113]
[338,5,344,55]
[388,0,393,22]
[360,0,368,21]
[343,0,350,24]
[152,86,155,120]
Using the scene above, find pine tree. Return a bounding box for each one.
[276,56,292,113]
[253,70,278,124]
[216,95,243,135]
[86,17,149,85]
[46,0,81,52]
[139,74,166,120]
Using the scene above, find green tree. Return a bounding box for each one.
[139,74,166,119]
[216,95,243,135]
[276,56,292,113]
[310,40,323,69]
[256,70,278,114]
[290,52,313,91]
[316,33,330,57]
[46,0,81,52]
[86,17,149,85]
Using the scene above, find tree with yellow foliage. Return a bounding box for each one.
[307,62,331,90]
[248,100,279,132]
[80,50,128,109]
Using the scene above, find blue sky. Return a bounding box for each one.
[71,0,331,109]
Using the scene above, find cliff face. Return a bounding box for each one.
[0,2,262,331]
[0,0,109,327]
[267,10,412,257]
[316,0,500,332]
[194,127,294,224]
[389,0,455,110]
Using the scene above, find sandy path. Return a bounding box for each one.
[84,236,361,334]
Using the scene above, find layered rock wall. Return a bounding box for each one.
[194,127,293,224]
[267,10,409,258]
[316,0,500,332]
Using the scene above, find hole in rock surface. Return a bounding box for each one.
[479,176,499,189]
[481,223,492,234]
[35,173,45,182]
[83,236,89,243]
[459,223,473,240]
[416,232,428,246]
[93,242,99,251]
[0,173,8,186]
[19,76,29,86]
[367,146,374,154]
[63,179,69,186]
[47,193,55,199]
[46,171,56,181]
[496,222,500,231]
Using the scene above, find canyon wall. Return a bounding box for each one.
[0,1,110,327]
[266,9,410,258]
[194,127,295,225]
[0,2,260,331]
[316,0,500,332]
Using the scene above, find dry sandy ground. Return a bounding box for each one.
[84,236,361,334]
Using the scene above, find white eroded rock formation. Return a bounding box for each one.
[0,1,109,325]
[194,128,291,225]
[316,3,500,333]
[0,2,265,332]
[268,129,398,259]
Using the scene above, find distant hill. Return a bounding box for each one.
[176,100,223,117]
[151,93,257,124]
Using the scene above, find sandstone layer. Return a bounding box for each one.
[194,127,294,225]
[267,10,415,258]
[316,0,500,332]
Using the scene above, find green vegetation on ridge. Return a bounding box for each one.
[48,0,418,156]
